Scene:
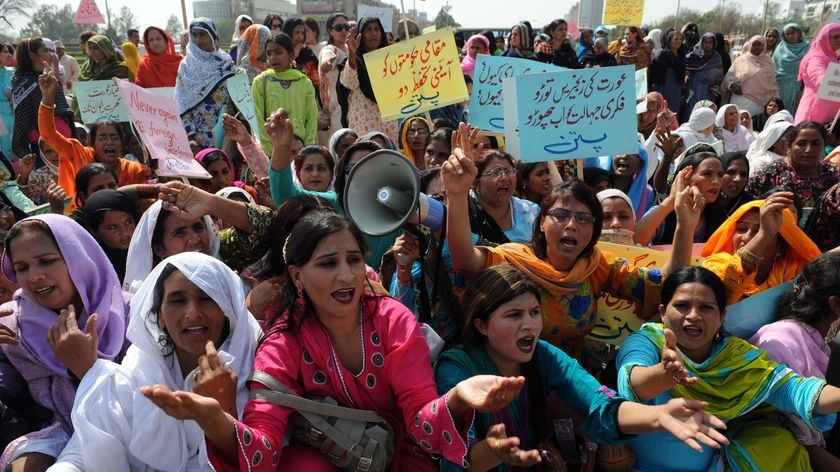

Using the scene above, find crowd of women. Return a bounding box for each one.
[1,9,840,472]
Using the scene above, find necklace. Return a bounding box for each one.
[329,304,365,408]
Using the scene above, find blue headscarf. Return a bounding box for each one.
[603,145,654,221]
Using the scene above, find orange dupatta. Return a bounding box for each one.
[701,199,821,304]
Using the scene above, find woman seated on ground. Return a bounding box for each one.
[701,191,821,305]
[82,190,138,285]
[399,116,431,168]
[38,72,150,212]
[436,264,728,471]
[467,150,540,245]
[444,123,702,357]
[143,212,527,471]
[750,96,784,133]
[67,163,119,225]
[0,215,128,472]
[750,252,840,472]
[605,147,655,221]
[748,121,840,210]
[517,161,561,206]
[48,252,261,472]
[581,37,617,68]
[123,181,276,291]
[746,121,793,177]
[715,104,751,153]
[640,146,726,245]
[804,182,840,252]
[617,266,840,472]
[718,152,756,217]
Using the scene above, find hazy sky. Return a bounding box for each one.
[33,0,770,31]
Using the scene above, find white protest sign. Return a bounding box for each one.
[818,63,840,102]
[635,68,648,113]
[357,5,393,32]
[114,79,209,178]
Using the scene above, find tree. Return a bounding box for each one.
[434,6,459,29]
[21,3,99,44]
[111,6,139,42]
[0,0,31,30]
[166,15,183,38]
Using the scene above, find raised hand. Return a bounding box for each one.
[658,398,729,452]
[346,33,361,56]
[455,375,526,413]
[193,340,239,416]
[46,182,67,214]
[37,64,58,98]
[18,154,36,178]
[47,305,99,379]
[662,328,696,386]
[263,112,294,152]
[673,167,704,230]
[158,180,211,217]
[485,423,542,467]
[759,191,794,238]
[654,130,683,159]
[0,304,17,345]
[222,113,252,145]
[441,122,480,198]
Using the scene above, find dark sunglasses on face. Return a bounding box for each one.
[546,208,594,225]
[333,24,351,32]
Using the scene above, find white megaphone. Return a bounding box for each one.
[344,149,445,236]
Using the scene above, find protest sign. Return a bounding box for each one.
[502,77,521,157]
[470,55,562,132]
[364,27,468,121]
[114,79,209,178]
[357,4,393,33]
[73,0,105,24]
[635,68,648,113]
[148,87,176,100]
[75,80,129,123]
[724,280,793,340]
[515,65,637,162]
[226,74,261,139]
[588,242,703,344]
[817,63,840,102]
[603,0,645,26]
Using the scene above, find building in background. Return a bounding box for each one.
[803,0,840,21]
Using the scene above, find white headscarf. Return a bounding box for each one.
[674,107,717,149]
[715,104,751,152]
[766,109,794,127]
[68,252,260,472]
[646,29,663,56]
[123,200,221,293]
[746,121,793,176]
[597,188,636,221]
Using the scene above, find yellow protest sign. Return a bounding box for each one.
[588,242,703,344]
[363,27,468,121]
[603,0,645,27]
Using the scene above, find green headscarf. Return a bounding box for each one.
[79,35,132,81]
[773,23,810,79]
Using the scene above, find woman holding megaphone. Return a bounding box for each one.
[442,123,705,358]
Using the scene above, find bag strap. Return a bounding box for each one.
[248,371,385,423]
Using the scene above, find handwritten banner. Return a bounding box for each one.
[515,66,638,162]
[226,74,261,138]
[114,79,209,179]
[75,80,129,123]
[817,63,840,102]
[470,55,562,132]
[364,27,468,121]
[73,0,105,24]
[603,0,645,26]
[588,242,703,344]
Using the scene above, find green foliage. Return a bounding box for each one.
[166,15,184,38]
[0,0,31,33]
[434,6,460,29]
[20,3,100,44]
[113,6,139,42]
[215,19,235,50]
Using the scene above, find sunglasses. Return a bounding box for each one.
[546,208,594,225]
[333,24,351,32]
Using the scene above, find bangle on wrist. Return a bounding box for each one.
[736,247,763,266]
[40,101,56,110]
